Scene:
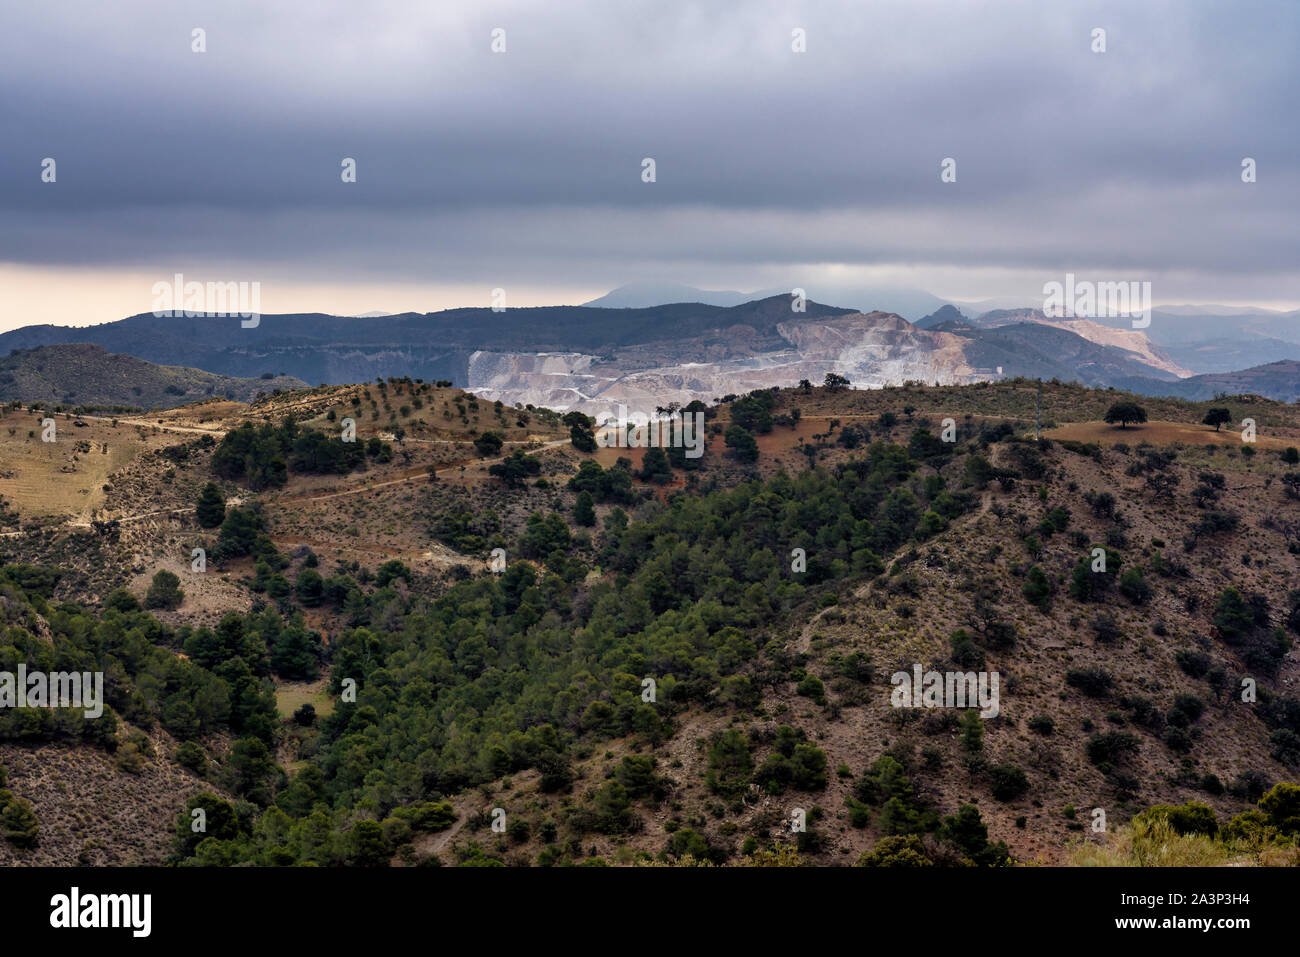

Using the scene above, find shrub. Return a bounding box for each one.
[1069,547,1121,601]
[1259,782,1300,835]
[397,801,457,833]
[939,804,1010,866]
[1028,715,1055,735]
[144,569,184,610]
[1229,770,1273,802]
[1022,565,1051,608]
[488,451,541,487]
[573,491,596,527]
[295,568,325,606]
[1212,587,1255,642]
[724,425,759,464]
[795,675,825,701]
[989,764,1030,802]
[855,755,914,806]
[959,710,984,754]
[174,742,207,775]
[1197,510,1240,536]
[1086,731,1139,766]
[1169,694,1205,725]
[1118,566,1152,604]
[1092,613,1122,643]
[755,744,828,794]
[1221,809,1272,845]
[948,629,985,668]
[1039,506,1071,536]
[375,559,412,587]
[1174,650,1211,679]
[665,828,718,863]
[1268,729,1300,766]
[0,793,39,848]
[1066,666,1113,698]
[706,730,753,797]
[615,755,663,800]
[1139,802,1218,837]
[845,797,872,828]
[856,835,932,867]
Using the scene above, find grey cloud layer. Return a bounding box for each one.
[2,0,1297,296]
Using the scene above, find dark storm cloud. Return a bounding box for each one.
[1,0,1297,295]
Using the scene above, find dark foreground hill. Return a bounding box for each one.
[0,344,308,410]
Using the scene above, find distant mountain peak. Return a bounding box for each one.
[585,281,952,320]
[915,304,969,329]
[582,282,751,309]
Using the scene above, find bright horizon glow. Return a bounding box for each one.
[0,265,607,333]
[2,263,1297,335]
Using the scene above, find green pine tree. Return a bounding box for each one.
[195,482,227,528]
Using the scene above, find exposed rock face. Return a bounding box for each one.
[466,311,996,413]
[466,351,604,408]
[466,348,814,414]
[776,312,984,384]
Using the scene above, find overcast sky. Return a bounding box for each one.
[1,0,1297,330]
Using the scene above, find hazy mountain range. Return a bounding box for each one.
[2,287,1299,411]
[584,282,951,319]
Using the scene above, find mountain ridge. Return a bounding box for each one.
[3,295,1299,412]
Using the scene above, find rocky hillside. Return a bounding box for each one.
[465,308,1204,414]
[0,378,1297,867]
[1144,360,1300,404]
